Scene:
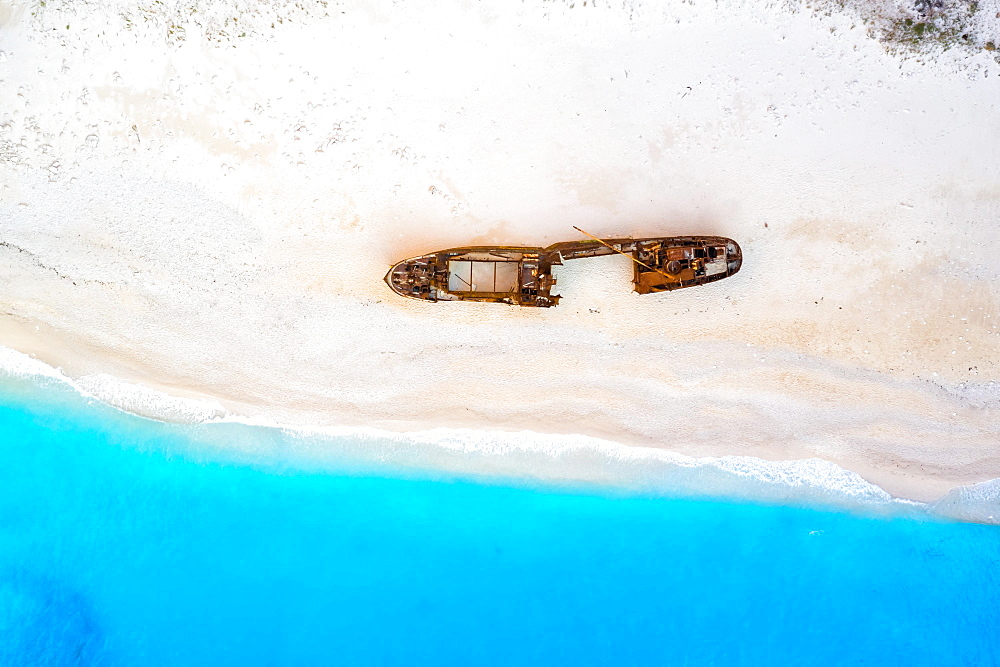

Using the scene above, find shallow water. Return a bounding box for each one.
[1,376,998,666]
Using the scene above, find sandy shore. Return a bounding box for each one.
[1,0,999,503]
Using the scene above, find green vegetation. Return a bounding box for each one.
[803,0,999,61]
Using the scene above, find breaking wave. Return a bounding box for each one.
[1,345,996,523]
[0,347,226,423]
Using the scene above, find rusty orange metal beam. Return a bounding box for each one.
[571,226,679,281]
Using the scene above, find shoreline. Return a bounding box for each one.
[3,339,998,527]
[1,324,996,511]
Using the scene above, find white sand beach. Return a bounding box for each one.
[1,0,998,502]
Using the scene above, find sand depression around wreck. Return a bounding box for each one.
[1,0,999,502]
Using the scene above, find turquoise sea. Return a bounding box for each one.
[1,371,999,666]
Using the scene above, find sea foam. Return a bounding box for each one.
[74,374,227,423]
[0,347,226,423]
[262,424,912,515]
[0,345,995,522]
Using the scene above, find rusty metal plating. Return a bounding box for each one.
[385,233,742,308]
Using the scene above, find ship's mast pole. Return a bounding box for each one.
[572,226,678,281]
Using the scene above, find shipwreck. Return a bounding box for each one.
[384,227,742,308]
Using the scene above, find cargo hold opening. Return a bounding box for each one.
[448,261,519,293]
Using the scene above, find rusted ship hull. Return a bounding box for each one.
[384,236,741,308]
